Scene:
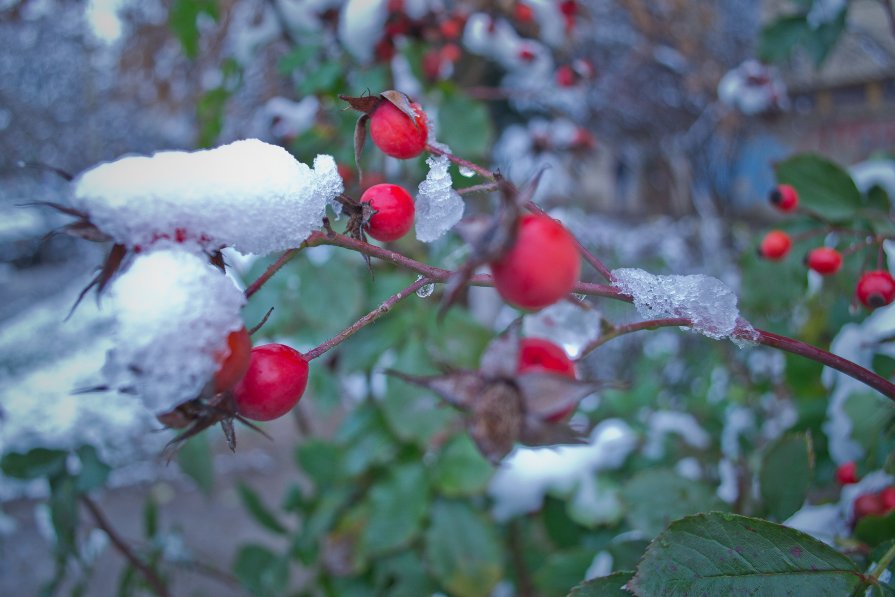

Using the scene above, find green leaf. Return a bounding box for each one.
[759,16,809,64]
[237,482,289,535]
[295,439,345,490]
[568,571,635,596]
[607,539,650,572]
[533,548,597,594]
[144,495,158,538]
[802,10,846,66]
[360,462,429,556]
[49,475,79,558]
[426,308,493,369]
[169,0,218,59]
[298,60,343,96]
[425,501,503,597]
[621,469,724,536]
[233,544,290,597]
[75,445,111,493]
[278,43,321,74]
[542,496,586,548]
[289,487,351,564]
[759,432,814,520]
[775,154,862,221]
[1,448,67,479]
[432,435,493,497]
[373,551,436,597]
[437,91,493,159]
[855,510,895,548]
[628,512,865,596]
[336,403,399,476]
[843,391,895,469]
[176,433,214,495]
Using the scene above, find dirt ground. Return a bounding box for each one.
[0,414,310,596]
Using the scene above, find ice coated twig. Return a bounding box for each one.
[425,143,495,179]
[303,276,434,361]
[82,496,170,597]
[578,317,692,358]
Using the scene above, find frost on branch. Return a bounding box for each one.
[102,247,246,415]
[72,139,343,255]
[415,153,464,243]
[612,268,756,344]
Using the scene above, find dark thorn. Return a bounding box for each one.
[249,307,275,335]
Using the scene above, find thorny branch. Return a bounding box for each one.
[81,496,170,597]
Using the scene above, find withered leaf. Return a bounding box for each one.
[468,381,523,463]
[385,369,486,411]
[516,372,600,421]
[379,89,421,130]
[478,321,521,379]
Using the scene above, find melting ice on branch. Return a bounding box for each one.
[415,153,464,243]
[611,268,755,343]
[103,247,246,415]
[72,139,343,255]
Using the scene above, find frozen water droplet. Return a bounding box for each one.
[459,165,476,178]
[415,276,435,298]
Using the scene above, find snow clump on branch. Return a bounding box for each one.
[72,139,343,255]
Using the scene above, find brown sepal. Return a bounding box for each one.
[379,90,421,131]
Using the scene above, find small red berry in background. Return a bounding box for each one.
[768,184,799,212]
[360,183,415,242]
[856,270,895,309]
[514,2,534,23]
[422,49,442,80]
[806,247,842,275]
[758,230,791,260]
[369,99,428,159]
[880,487,895,513]
[556,65,576,87]
[490,213,581,310]
[518,46,536,62]
[440,17,462,39]
[854,492,884,522]
[835,461,858,485]
[518,337,578,422]
[233,344,309,421]
[213,327,252,393]
[440,43,462,64]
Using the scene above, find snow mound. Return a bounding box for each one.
[612,268,754,343]
[415,153,464,242]
[338,0,388,63]
[488,419,636,521]
[72,139,342,255]
[103,247,246,415]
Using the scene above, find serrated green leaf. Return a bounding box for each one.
[621,469,724,536]
[437,91,493,159]
[295,439,344,490]
[432,435,493,497]
[759,16,810,64]
[425,501,503,597]
[360,462,429,556]
[176,433,214,495]
[49,475,79,558]
[238,482,289,535]
[856,510,895,548]
[534,548,597,594]
[775,154,862,221]
[760,432,814,520]
[628,512,865,596]
[233,544,290,597]
[75,445,111,493]
[568,571,634,596]
[1,448,67,479]
[169,0,218,59]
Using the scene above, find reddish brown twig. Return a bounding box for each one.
[245,247,302,299]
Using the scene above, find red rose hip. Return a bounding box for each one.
[806,247,842,275]
[856,270,895,309]
[759,230,791,260]
[769,184,798,212]
[233,344,309,421]
[518,337,577,422]
[360,183,415,242]
[369,99,428,159]
[835,461,858,485]
[490,213,581,310]
[854,492,884,521]
[213,327,252,393]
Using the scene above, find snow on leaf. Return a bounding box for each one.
[415,153,464,243]
[103,247,246,415]
[72,139,343,255]
[611,267,753,343]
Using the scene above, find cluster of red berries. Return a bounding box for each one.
[512,1,580,32]
[836,462,895,523]
[758,185,895,309]
[376,0,466,65]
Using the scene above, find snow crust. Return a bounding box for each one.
[488,419,636,522]
[611,267,755,343]
[643,410,711,459]
[72,139,342,255]
[717,60,788,115]
[415,153,464,242]
[102,247,246,415]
